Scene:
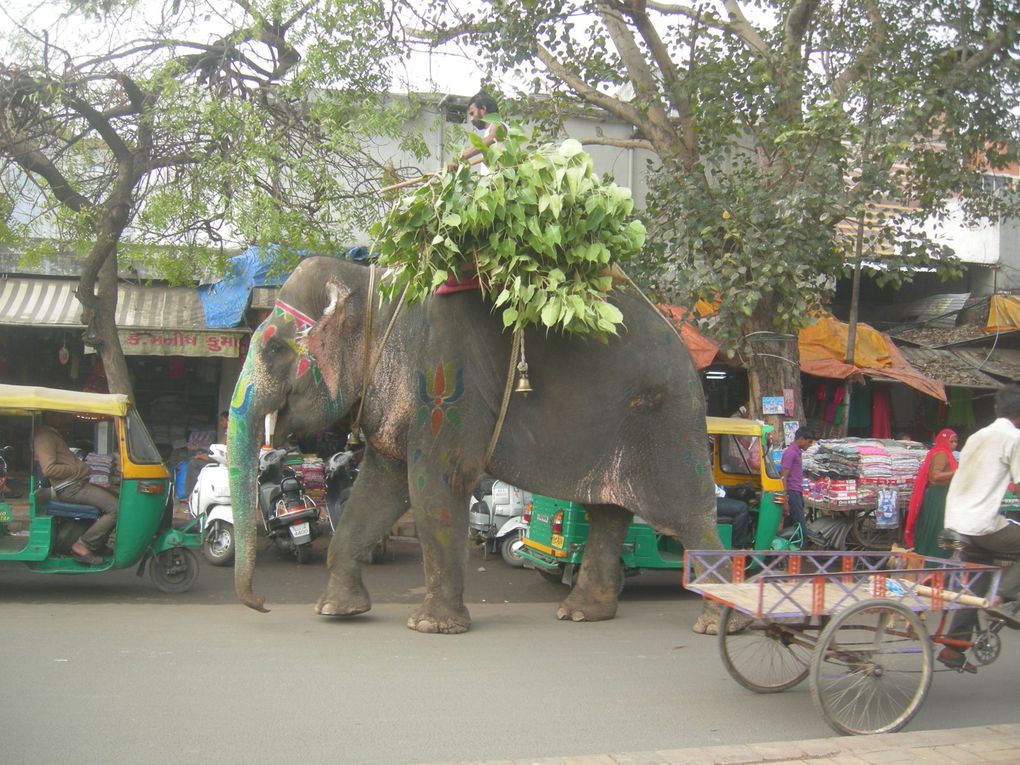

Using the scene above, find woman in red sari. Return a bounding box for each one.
[904,429,958,557]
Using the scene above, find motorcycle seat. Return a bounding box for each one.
[45,500,101,520]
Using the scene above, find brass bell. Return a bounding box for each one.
[514,361,533,395]
[345,428,363,448]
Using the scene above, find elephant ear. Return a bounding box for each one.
[303,278,351,399]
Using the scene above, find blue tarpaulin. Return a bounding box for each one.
[197,246,293,328]
[196,246,370,328]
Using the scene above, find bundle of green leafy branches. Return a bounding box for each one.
[372,123,646,336]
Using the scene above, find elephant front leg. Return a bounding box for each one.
[316,448,408,617]
[557,504,631,622]
[406,478,471,634]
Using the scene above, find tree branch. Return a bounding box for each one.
[830,0,885,99]
[535,45,647,128]
[580,136,655,151]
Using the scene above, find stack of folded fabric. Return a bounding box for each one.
[85,452,114,488]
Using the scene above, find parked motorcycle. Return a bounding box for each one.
[188,444,235,566]
[324,449,386,563]
[468,477,531,567]
[258,447,320,564]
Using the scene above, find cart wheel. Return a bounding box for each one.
[149,548,200,593]
[718,606,813,693]
[810,600,932,735]
[849,508,898,550]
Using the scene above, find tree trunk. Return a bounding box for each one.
[78,206,133,398]
[744,307,804,448]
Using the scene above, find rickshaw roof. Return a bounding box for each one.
[705,415,772,437]
[0,384,132,417]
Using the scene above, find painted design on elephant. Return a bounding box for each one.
[411,449,426,493]
[231,357,254,418]
[416,363,464,437]
[273,298,316,335]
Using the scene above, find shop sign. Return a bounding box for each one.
[113,330,245,357]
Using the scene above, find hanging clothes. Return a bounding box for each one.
[871,385,892,439]
[847,383,872,429]
[945,387,975,429]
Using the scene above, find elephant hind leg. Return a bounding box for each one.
[556,503,631,622]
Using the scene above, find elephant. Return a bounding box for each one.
[227,256,721,633]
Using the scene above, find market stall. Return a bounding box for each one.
[803,438,927,550]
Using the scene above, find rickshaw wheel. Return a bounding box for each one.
[810,599,932,735]
[149,547,200,593]
[718,606,812,693]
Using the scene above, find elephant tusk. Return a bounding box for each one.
[264,411,278,447]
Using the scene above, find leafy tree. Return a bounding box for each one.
[0,0,412,395]
[402,0,1020,425]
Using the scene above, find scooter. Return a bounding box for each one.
[188,444,235,567]
[468,477,531,567]
[258,447,320,564]
[323,449,386,563]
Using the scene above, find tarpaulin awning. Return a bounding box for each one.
[799,315,946,402]
[658,305,721,370]
[0,277,246,356]
[987,294,1020,332]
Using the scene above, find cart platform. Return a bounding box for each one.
[683,549,1002,619]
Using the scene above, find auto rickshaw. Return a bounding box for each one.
[0,384,202,592]
[518,416,788,587]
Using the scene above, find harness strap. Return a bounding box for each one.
[483,330,521,470]
[348,266,407,446]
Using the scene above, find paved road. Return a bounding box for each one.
[1,537,1018,765]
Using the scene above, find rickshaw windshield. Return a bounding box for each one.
[124,407,162,464]
[718,434,760,477]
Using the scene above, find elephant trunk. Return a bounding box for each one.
[228,363,270,613]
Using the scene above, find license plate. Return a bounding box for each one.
[551,534,564,549]
[289,521,311,539]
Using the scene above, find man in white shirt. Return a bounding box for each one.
[938,385,1020,671]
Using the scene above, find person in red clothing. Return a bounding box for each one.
[903,428,958,557]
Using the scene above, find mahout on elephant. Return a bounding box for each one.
[227,256,722,633]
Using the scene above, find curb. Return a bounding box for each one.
[433,724,1020,765]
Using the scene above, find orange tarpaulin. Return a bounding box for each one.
[799,315,946,402]
[658,305,720,370]
[987,294,1020,332]
[660,304,945,402]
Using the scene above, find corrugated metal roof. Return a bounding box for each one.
[898,347,1005,389]
[0,277,243,332]
[954,348,1020,382]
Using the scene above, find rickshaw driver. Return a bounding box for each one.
[939,384,1020,672]
[33,411,119,565]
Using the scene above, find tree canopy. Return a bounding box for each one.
[0,0,414,393]
[402,0,1020,420]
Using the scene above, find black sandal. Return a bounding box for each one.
[937,648,977,674]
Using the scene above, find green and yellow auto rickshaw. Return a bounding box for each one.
[0,384,202,591]
[518,416,788,587]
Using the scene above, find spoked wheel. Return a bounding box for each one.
[718,606,813,693]
[811,600,932,735]
[850,508,898,550]
[202,520,235,566]
[149,548,200,593]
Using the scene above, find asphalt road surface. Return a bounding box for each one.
[2,535,1018,765]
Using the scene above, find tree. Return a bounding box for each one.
[0,0,412,395]
[402,0,1020,429]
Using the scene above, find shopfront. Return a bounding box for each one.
[0,277,246,457]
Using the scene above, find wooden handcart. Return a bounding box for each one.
[683,549,1004,735]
